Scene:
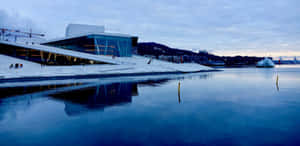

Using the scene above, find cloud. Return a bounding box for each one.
[1,0,300,56]
[0,9,41,32]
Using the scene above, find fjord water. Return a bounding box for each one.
[1,65,300,145]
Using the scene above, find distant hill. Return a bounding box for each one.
[137,42,265,67]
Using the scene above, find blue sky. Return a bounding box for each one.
[1,0,300,57]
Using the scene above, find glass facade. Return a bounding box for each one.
[44,34,135,57]
[92,35,132,57]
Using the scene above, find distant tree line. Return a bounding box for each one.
[137,42,266,67]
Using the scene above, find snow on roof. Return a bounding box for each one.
[41,32,135,44]
[0,40,132,65]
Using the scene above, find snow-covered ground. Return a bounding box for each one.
[0,41,216,82]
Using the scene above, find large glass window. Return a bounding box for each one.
[45,36,96,54]
[93,35,132,57]
[94,38,106,55]
[44,35,133,57]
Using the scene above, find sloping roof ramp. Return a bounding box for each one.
[0,41,127,65]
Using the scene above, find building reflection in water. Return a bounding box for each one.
[0,83,83,99]
[51,79,174,116]
[0,78,171,117]
[0,73,211,117]
[50,83,138,116]
[0,82,85,121]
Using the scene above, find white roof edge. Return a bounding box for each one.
[41,32,137,44]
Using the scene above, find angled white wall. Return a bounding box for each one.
[65,24,105,37]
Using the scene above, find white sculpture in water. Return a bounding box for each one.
[256,57,275,68]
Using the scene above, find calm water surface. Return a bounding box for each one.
[1,65,300,145]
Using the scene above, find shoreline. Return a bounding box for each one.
[0,69,221,84]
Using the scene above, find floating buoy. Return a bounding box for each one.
[276,74,279,91]
[178,82,181,103]
[276,74,279,85]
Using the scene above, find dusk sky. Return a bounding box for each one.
[1,0,300,57]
